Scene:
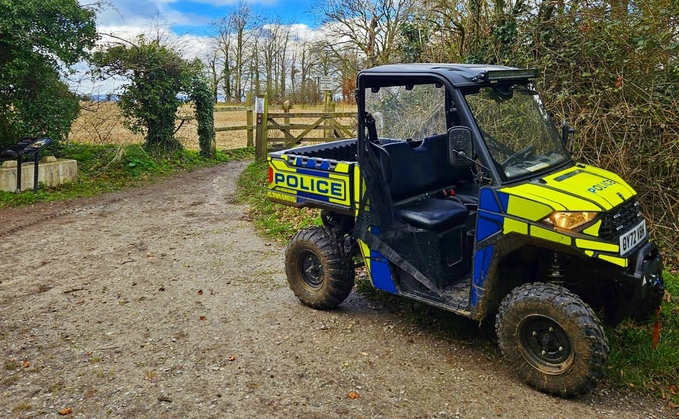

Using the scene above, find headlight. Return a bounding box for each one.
[544,211,598,230]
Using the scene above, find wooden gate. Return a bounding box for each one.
[212,95,357,160]
[267,106,355,149]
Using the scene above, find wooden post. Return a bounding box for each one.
[283,100,290,132]
[246,93,254,147]
[255,94,269,161]
[323,91,331,141]
[283,100,291,144]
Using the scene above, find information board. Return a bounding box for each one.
[319,76,335,91]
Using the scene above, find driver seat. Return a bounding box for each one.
[381,136,471,231]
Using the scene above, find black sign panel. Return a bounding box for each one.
[1,137,52,157]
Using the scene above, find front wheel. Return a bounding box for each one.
[496,282,609,397]
[285,227,354,310]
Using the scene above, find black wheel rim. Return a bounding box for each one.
[518,315,574,374]
[299,250,323,289]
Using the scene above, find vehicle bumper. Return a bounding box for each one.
[614,241,664,315]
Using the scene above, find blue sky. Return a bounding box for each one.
[95,0,319,37]
[73,0,322,94]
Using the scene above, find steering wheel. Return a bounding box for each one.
[480,129,514,156]
[502,145,535,168]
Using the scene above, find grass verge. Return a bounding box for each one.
[238,159,679,405]
[236,160,320,239]
[607,274,679,405]
[0,144,254,208]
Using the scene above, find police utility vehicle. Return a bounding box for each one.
[267,64,664,397]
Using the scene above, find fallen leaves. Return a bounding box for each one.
[614,76,623,88]
[197,289,203,295]
[22,360,29,368]
[347,391,359,399]
[58,407,73,415]
[228,355,236,362]
[199,316,207,321]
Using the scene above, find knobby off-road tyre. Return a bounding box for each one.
[285,227,354,310]
[631,279,665,323]
[496,282,610,397]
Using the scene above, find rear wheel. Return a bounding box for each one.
[496,282,609,397]
[285,227,354,310]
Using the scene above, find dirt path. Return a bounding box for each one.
[0,161,672,418]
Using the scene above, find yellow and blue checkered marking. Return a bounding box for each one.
[475,165,640,271]
[268,154,353,209]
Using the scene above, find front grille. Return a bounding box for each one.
[598,198,643,241]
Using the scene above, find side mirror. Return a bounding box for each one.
[561,121,575,152]
[447,126,473,167]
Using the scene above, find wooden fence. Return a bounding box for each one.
[214,94,356,160]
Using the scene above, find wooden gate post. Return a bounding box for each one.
[255,94,269,161]
[283,100,290,131]
[246,93,254,147]
[323,91,332,141]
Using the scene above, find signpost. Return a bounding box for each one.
[319,76,336,139]
[319,76,334,92]
[255,95,269,161]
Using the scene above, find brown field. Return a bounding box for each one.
[69,102,356,151]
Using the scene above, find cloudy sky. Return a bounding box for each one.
[73,0,320,94]
[93,0,318,37]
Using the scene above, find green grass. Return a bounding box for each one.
[0,144,254,207]
[237,160,679,404]
[236,160,320,241]
[607,272,679,402]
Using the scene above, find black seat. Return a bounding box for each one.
[397,198,468,230]
[451,194,478,211]
[377,134,475,231]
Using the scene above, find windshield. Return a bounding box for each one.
[464,85,570,181]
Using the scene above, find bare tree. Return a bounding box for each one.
[212,17,232,101]
[213,1,260,102]
[291,37,315,103]
[258,19,294,101]
[278,24,291,101]
[201,43,221,102]
[314,0,416,69]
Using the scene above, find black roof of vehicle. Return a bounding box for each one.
[358,63,536,87]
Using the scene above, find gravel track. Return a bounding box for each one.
[0,161,672,418]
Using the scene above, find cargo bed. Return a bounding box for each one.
[267,139,358,215]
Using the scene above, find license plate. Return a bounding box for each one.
[619,220,646,255]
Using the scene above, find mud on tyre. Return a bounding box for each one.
[495,282,610,397]
[285,227,354,310]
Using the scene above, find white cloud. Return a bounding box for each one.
[70,0,327,94]
[87,0,209,30]
[189,0,277,6]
